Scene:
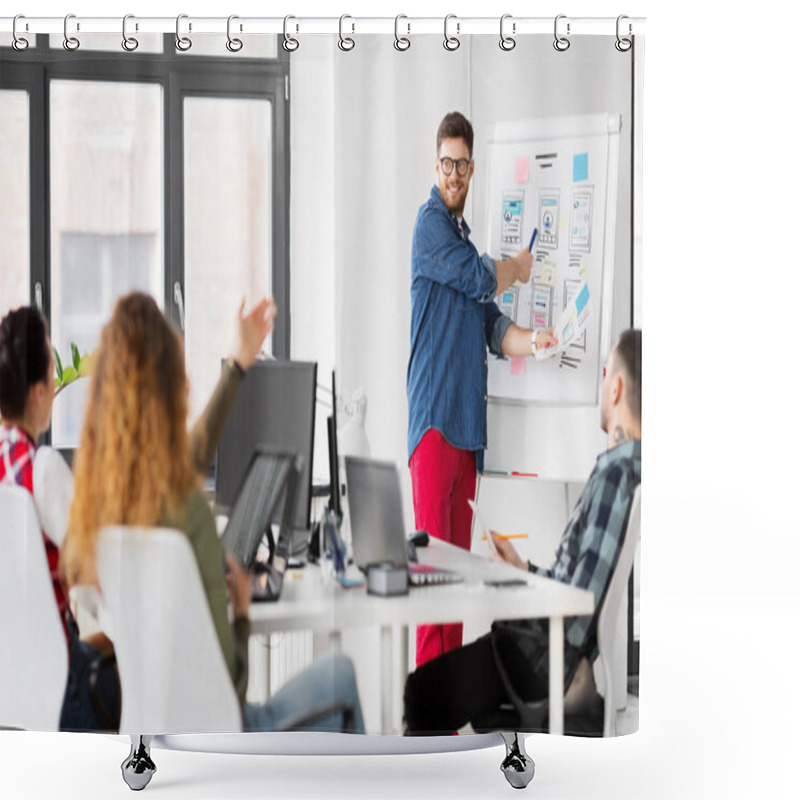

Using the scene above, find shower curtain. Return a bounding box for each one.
[0,17,641,746]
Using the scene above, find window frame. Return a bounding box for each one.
[0,34,292,421]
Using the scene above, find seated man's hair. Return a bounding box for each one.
[0,306,50,420]
[437,111,474,158]
[614,328,641,422]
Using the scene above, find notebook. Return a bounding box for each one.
[344,456,463,587]
[220,446,300,602]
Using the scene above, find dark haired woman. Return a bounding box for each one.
[0,305,120,730]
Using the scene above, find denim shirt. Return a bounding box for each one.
[407,185,513,471]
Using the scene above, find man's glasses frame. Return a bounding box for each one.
[439,156,472,177]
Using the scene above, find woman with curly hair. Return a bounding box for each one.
[63,292,364,733]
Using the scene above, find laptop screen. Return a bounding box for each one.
[222,447,298,571]
[344,456,409,571]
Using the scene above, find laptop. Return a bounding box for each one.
[220,446,301,602]
[344,456,463,587]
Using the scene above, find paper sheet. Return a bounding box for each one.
[534,281,590,361]
[468,499,498,558]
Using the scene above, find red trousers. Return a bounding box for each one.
[410,429,477,668]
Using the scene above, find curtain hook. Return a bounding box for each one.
[338,14,355,51]
[226,15,243,52]
[499,14,516,51]
[553,14,570,52]
[283,15,299,52]
[175,14,192,51]
[63,14,80,51]
[443,14,460,51]
[615,15,632,52]
[12,14,29,51]
[122,14,139,52]
[394,14,410,51]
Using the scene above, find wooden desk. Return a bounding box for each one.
[248,539,594,735]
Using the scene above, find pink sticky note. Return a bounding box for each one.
[514,156,530,184]
[510,356,525,376]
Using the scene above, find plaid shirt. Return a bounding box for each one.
[495,439,641,686]
[1,424,73,644]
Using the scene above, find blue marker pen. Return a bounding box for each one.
[528,227,538,252]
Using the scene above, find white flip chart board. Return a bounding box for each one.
[483,114,622,481]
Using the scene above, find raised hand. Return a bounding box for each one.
[234,297,277,370]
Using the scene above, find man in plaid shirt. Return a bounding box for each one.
[404,329,642,735]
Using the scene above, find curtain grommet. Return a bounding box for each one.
[12,14,30,51]
[282,15,299,52]
[553,14,570,52]
[394,15,410,51]
[615,15,632,52]
[338,14,355,51]
[63,14,80,51]
[175,13,192,52]
[122,14,139,52]
[499,14,516,51]
[443,14,460,51]
[226,15,243,53]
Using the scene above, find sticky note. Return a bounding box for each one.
[576,283,590,314]
[540,261,557,287]
[514,156,530,184]
[510,356,525,376]
[573,152,588,182]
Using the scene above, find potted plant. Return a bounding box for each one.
[53,343,93,397]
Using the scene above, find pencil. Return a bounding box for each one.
[482,534,529,540]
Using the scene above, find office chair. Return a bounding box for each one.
[0,485,69,731]
[474,485,642,739]
[95,525,355,790]
[597,484,641,736]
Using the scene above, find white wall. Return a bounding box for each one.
[290,37,337,487]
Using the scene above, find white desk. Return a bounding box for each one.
[248,539,593,735]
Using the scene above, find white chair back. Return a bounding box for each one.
[0,484,69,730]
[596,485,641,736]
[32,446,74,548]
[95,526,242,734]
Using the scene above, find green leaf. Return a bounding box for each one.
[77,353,92,377]
[71,342,81,370]
[61,366,78,385]
[54,376,62,388]
[53,347,63,382]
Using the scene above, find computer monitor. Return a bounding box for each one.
[216,359,317,535]
[221,446,299,571]
[344,456,408,571]
[327,370,342,517]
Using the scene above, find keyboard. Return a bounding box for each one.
[409,563,464,586]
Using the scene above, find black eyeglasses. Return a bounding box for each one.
[439,156,471,177]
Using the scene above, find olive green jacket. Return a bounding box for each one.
[163,360,250,707]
